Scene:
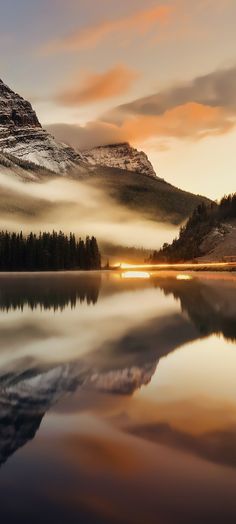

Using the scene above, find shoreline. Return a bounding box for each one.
[0,263,235,274]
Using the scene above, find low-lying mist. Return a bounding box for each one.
[0,171,177,259]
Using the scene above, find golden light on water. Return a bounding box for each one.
[121,271,150,279]
[176,274,193,281]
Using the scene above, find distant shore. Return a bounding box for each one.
[0,262,235,274]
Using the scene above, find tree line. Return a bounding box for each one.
[0,231,101,271]
[151,193,236,263]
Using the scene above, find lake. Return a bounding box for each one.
[0,270,236,524]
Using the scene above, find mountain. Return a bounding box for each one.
[0,78,211,225]
[151,195,236,261]
[0,79,85,173]
[83,142,157,178]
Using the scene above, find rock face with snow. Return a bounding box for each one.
[0,79,84,173]
[83,143,158,178]
[0,150,58,181]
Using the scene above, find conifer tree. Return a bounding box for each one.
[0,231,101,271]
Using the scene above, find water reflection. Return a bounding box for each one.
[0,272,101,310]
[0,271,236,523]
[158,273,236,341]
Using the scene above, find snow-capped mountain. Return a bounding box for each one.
[0,78,157,179]
[83,142,158,178]
[0,78,210,224]
[0,79,85,174]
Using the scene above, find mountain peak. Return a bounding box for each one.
[83,142,158,179]
[0,79,84,173]
[0,79,41,128]
[93,141,130,149]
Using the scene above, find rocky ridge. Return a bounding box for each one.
[199,222,236,261]
[83,142,158,179]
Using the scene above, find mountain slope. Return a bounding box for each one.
[0,150,56,180]
[198,221,236,261]
[81,165,211,224]
[0,157,210,226]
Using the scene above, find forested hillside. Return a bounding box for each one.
[151,194,236,262]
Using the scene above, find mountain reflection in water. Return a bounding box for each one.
[0,271,236,524]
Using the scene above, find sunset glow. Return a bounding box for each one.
[176,274,193,281]
[120,262,236,270]
[121,271,150,279]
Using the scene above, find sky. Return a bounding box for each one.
[1,0,236,199]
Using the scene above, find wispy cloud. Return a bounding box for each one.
[106,65,236,119]
[47,121,124,151]
[40,5,173,55]
[99,65,236,142]
[55,65,139,106]
[0,173,177,250]
[51,102,233,149]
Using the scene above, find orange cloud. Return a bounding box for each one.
[47,103,236,151]
[55,65,138,106]
[41,5,173,54]
[119,103,235,143]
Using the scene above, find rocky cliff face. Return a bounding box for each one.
[198,222,236,262]
[0,79,84,174]
[83,143,158,178]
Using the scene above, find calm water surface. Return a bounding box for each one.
[0,270,236,523]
